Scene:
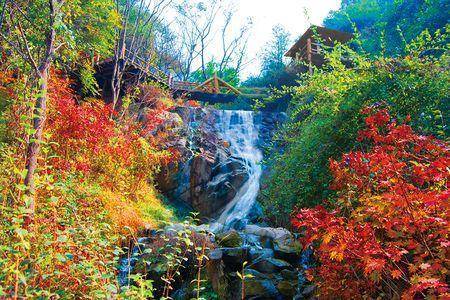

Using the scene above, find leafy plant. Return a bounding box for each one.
[292,107,449,298]
[261,29,449,226]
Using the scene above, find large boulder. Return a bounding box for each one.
[274,240,302,265]
[245,278,278,299]
[253,258,293,274]
[221,247,250,272]
[216,230,243,248]
[277,280,297,298]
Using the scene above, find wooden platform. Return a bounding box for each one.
[95,51,268,103]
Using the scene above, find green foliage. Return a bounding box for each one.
[1,0,119,77]
[79,63,100,96]
[260,29,449,226]
[243,25,296,88]
[324,0,450,55]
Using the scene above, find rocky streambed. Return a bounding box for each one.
[208,225,315,300]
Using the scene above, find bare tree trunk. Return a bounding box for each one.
[23,0,58,215]
[24,69,49,209]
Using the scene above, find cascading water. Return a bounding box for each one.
[211,110,263,231]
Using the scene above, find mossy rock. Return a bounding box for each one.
[277,280,297,298]
[216,230,243,248]
[245,278,278,298]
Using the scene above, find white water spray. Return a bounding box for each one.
[212,110,263,230]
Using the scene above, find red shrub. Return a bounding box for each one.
[292,107,449,299]
[47,76,175,175]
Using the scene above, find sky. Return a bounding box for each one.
[166,0,342,78]
[234,0,341,77]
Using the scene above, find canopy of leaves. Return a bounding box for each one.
[324,0,450,55]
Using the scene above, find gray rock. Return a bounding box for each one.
[221,247,250,272]
[243,225,293,242]
[208,248,223,260]
[245,278,278,299]
[302,284,316,296]
[216,230,243,248]
[277,280,297,298]
[280,269,298,281]
[253,258,293,274]
[274,240,302,264]
[249,248,274,262]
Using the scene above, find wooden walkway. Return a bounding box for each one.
[95,49,270,102]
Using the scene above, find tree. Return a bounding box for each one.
[324,0,450,55]
[0,0,118,214]
[243,25,295,88]
[189,61,240,86]
[176,0,251,81]
[260,31,449,226]
[111,0,173,110]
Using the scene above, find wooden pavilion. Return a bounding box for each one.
[285,25,353,74]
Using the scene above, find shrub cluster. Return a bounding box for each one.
[293,107,449,298]
[260,29,449,226]
[0,72,177,297]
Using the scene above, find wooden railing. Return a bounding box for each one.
[125,48,170,85]
[123,48,267,96]
[296,40,323,61]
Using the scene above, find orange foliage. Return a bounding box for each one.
[186,99,201,108]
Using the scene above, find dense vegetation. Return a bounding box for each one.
[0,0,448,298]
[0,70,177,297]
[325,0,450,55]
[260,29,449,226]
[294,107,449,298]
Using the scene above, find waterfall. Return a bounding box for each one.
[211,110,263,231]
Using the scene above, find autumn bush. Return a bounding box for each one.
[0,72,178,297]
[292,107,449,299]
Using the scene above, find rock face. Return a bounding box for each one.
[156,107,248,218]
[207,225,310,300]
[156,107,285,220]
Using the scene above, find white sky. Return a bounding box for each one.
[167,0,341,78]
[235,0,341,77]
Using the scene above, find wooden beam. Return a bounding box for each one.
[193,77,214,92]
[213,72,219,94]
[217,77,241,95]
[307,37,313,75]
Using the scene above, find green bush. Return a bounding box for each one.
[260,28,449,227]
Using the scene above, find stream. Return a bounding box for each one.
[119,108,313,299]
[211,110,263,231]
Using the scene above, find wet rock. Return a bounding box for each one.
[221,247,250,272]
[280,269,298,281]
[249,248,274,262]
[208,248,223,261]
[302,284,316,296]
[274,240,302,264]
[216,230,243,248]
[244,225,293,242]
[277,280,297,298]
[253,258,293,274]
[245,278,278,299]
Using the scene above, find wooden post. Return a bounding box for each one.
[307,38,313,75]
[213,72,219,94]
